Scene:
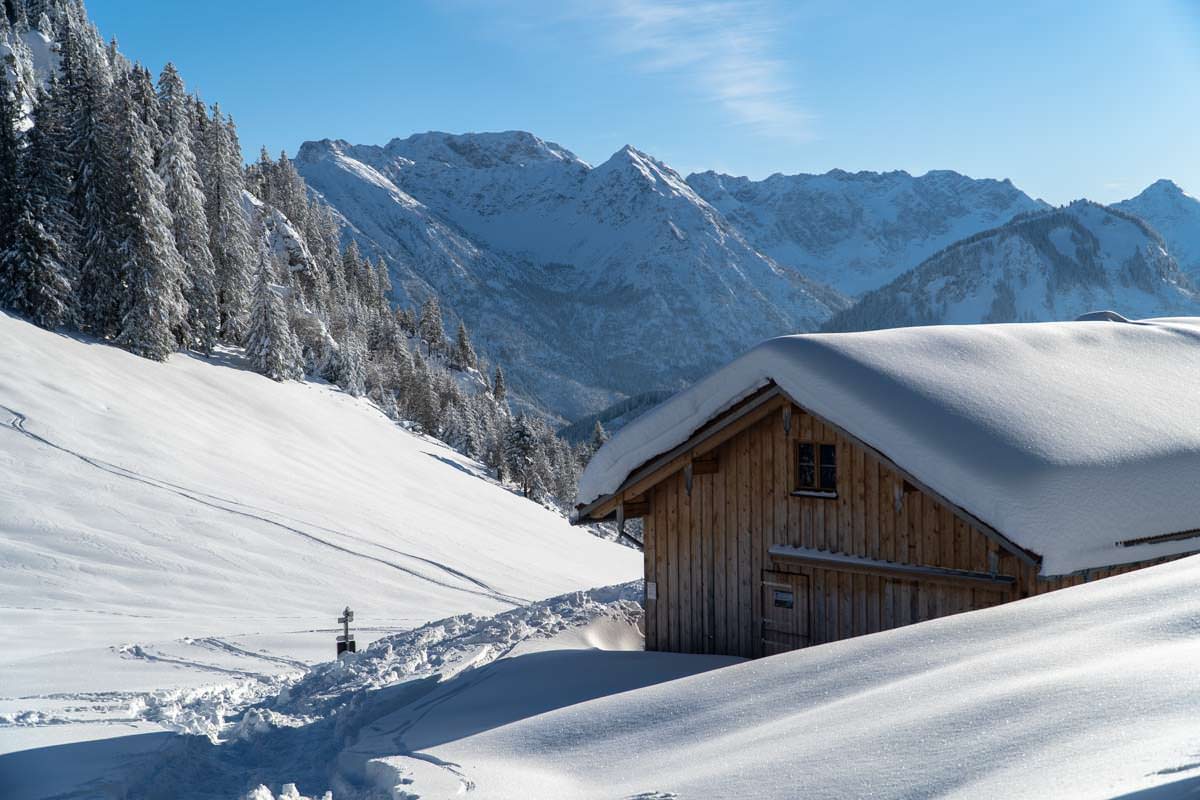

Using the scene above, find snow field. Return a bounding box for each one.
[0,310,639,781]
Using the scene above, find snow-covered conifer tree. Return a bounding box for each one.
[270,149,309,230]
[492,365,507,404]
[590,419,609,453]
[64,26,124,338]
[245,240,303,381]
[418,295,446,355]
[0,82,76,328]
[202,105,253,341]
[0,67,21,260]
[374,257,391,310]
[129,65,161,159]
[110,70,187,361]
[157,62,218,353]
[451,321,478,371]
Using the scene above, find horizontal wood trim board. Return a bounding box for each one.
[575,385,783,522]
[1117,528,1200,548]
[768,545,1017,588]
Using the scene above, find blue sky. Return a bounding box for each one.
[85,0,1200,204]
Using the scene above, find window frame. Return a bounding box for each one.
[793,440,838,498]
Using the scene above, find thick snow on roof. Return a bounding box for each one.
[579,316,1200,575]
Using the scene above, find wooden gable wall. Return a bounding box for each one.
[640,400,1165,658]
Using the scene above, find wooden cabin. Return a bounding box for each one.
[574,319,1200,659]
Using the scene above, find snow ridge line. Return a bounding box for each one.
[0,403,528,607]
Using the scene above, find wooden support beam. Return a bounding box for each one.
[574,386,783,523]
[769,545,1017,588]
[622,500,650,518]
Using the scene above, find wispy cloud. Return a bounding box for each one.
[599,0,807,138]
[481,0,809,141]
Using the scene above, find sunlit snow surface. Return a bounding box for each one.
[3,308,1200,799]
[0,311,639,793]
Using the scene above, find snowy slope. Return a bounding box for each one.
[406,554,1200,799]
[295,133,847,420]
[38,556,1200,799]
[0,310,639,765]
[687,167,1047,295]
[825,200,1199,331]
[1115,179,1200,282]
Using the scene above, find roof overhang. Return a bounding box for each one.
[574,383,1043,570]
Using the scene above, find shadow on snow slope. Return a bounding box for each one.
[0,649,732,800]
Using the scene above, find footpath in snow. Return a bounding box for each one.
[9,555,1200,799]
[0,310,639,792]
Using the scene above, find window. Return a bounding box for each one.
[795,442,837,495]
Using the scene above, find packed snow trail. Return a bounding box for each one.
[9,583,726,800]
[0,402,526,607]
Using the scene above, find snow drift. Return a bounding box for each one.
[404,553,1200,799]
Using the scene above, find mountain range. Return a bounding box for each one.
[295,130,1200,422]
[823,200,1197,332]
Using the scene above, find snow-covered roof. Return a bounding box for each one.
[578,316,1200,575]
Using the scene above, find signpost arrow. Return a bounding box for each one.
[337,606,356,656]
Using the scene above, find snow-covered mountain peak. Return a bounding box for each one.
[685,165,1047,295]
[295,138,355,164]
[1115,180,1200,282]
[589,143,707,205]
[1139,177,1190,199]
[382,130,586,170]
[294,132,848,418]
[825,200,1196,332]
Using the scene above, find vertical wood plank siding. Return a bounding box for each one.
[639,402,1183,657]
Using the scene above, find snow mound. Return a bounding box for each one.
[62,582,727,800]
[580,316,1200,575]
[409,553,1200,799]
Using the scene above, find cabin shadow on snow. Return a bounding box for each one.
[0,648,733,799]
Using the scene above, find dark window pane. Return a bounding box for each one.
[773,590,794,609]
[797,443,815,488]
[819,444,837,491]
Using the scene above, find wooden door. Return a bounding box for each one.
[761,571,810,655]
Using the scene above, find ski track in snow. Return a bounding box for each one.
[188,637,312,671]
[0,403,528,607]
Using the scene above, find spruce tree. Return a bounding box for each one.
[492,365,507,404]
[451,321,478,370]
[270,149,309,230]
[418,295,446,355]
[0,67,21,260]
[110,70,187,361]
[0,82,76,328]
[505,414,543,498]
[157,63,218,353]
[590,419,609,453]
[245,241,302,381]
[129,64,161,159]
[67,29,124,338]
[374,257,391,310]
[202,105,252,341]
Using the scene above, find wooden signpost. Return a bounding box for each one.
[337,606,356,656]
